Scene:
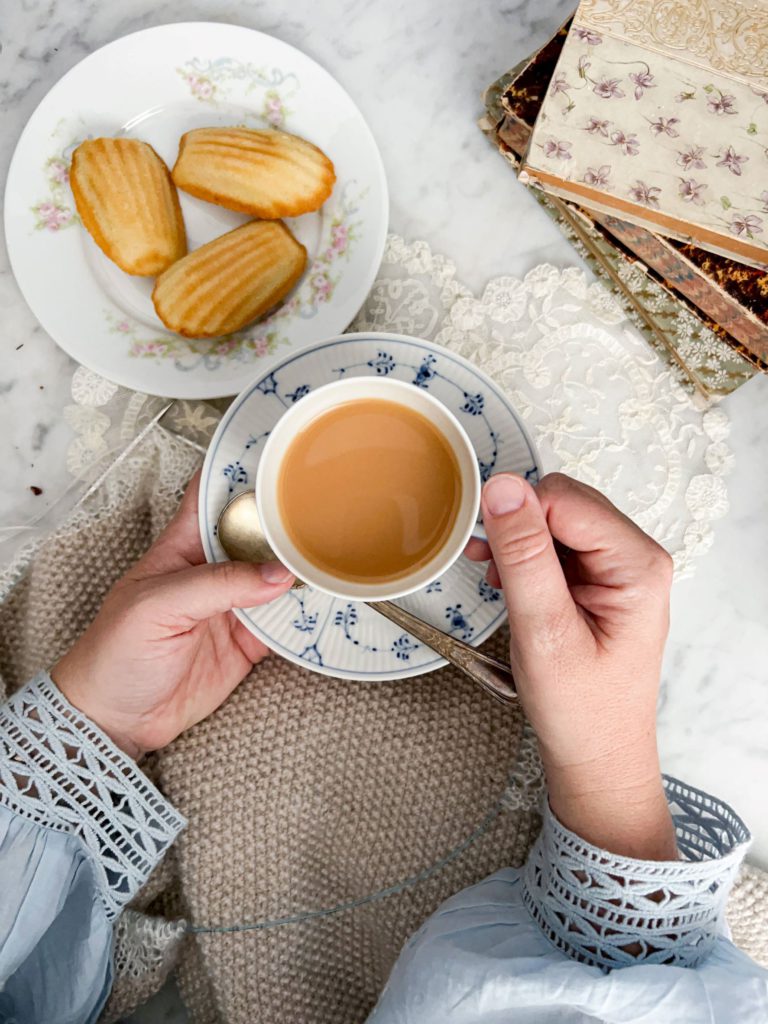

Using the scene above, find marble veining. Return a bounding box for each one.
[1,3,767,1018]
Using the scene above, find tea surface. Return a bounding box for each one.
[278,398,462,583]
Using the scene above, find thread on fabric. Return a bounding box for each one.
[190,797,505,935]
[0,426,542,1023]
[0,232,762,1021]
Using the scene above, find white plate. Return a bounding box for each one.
[4,23,388,399]
[199,333,541,681]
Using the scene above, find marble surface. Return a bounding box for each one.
[1,0,767,1017]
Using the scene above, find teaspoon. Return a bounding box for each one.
[216,491,517,706]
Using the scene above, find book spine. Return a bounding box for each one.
[597,215,768,363]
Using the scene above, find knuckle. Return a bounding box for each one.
[648,544,674,587]
[538,472,613,511]
[215,560,241,589]
[623,548,673,608]
[533,607,575,652]
[620,581,653,606]
[536,472,573,498]
[630,538,674,586]
[495,525,552,568]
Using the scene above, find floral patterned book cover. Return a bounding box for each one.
[480,67,761,399]
[495,17,768,365]
[519,0,768,268]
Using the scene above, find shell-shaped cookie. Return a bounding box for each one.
[70,138,186,275]
[172,127,336,218]
[152,220,307,338]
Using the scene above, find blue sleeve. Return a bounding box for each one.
[0,809,113,1024]
[0,674,186,1024]
[368,779,768,1024]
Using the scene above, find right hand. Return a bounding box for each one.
[466,472,677,859]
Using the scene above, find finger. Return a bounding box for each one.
[229,614,272,665]
[130,469,206,579]
[486,560,502,590]
[462,537,501,589]
[464,537,492,562]
[535,474,671,588]
[482,474,580,655]
[146,558,294,629]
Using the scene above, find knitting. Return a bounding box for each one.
[0,428,765,1023]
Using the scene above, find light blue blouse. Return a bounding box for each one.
[369,868,768,1023]
[1,674,767,1024]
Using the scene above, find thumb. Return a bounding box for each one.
[482,474,577,656]
[145,559,294,625]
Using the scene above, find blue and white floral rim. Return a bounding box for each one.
[200,332,541,681]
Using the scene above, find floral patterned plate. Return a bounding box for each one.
[4,23,388,399]
[199,332,540,681]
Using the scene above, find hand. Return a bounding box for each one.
[466,472,677,859]
[52,472,293,760]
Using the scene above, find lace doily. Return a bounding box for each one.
[65,234,732,580]
[102,910,187,1023]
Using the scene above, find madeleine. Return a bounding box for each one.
[172,127,335,218]
[70,138,186,275]
[152,220,307,338]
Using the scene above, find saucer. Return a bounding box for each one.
[199,332,540,681]
[4,23,387,399]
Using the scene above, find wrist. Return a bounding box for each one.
[542,744,677,860]
[2,673,186,920]
[51,660,144,761]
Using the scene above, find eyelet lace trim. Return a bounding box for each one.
[0,673,186,921]
[522,774,750,970]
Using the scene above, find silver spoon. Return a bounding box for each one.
[216,492,517,706]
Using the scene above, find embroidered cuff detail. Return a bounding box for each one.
[0,673,186,920]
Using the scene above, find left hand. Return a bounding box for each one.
[52,471,294,759]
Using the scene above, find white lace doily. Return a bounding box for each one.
[65,234,731,580]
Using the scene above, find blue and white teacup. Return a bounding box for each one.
[256,376,486,602]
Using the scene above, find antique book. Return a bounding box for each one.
[519,0,768,268]
[481,71,760,399]
[498,18,768,365]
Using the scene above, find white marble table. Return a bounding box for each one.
[1,3,767,1016]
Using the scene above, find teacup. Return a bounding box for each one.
[256,377,485,601]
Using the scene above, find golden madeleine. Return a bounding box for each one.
[171,127,336,218]
[152,220,307,338]
[70,138,186,275]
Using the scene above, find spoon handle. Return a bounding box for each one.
[372,601,517,706]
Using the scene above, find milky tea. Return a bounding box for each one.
[277,398,462,585]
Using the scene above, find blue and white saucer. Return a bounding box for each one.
[199,332,540,681]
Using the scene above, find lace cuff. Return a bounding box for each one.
[0,672,186,921]
[522,775,750,970]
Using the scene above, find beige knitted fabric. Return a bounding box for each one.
[0,428,765,1024]
[0,434,200,1021]
[0,430,544,1023]
[729,864,768,970]
[152,628,543,1023]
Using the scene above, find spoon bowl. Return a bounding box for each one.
[216,490,516,704]
[217,491,305,588]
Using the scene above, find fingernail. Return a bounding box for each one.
[260,560,294,585]
[484,475,525,516]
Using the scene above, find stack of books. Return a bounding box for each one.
[481,2,768,399]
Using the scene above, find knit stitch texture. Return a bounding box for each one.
[0,430,765,1023]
